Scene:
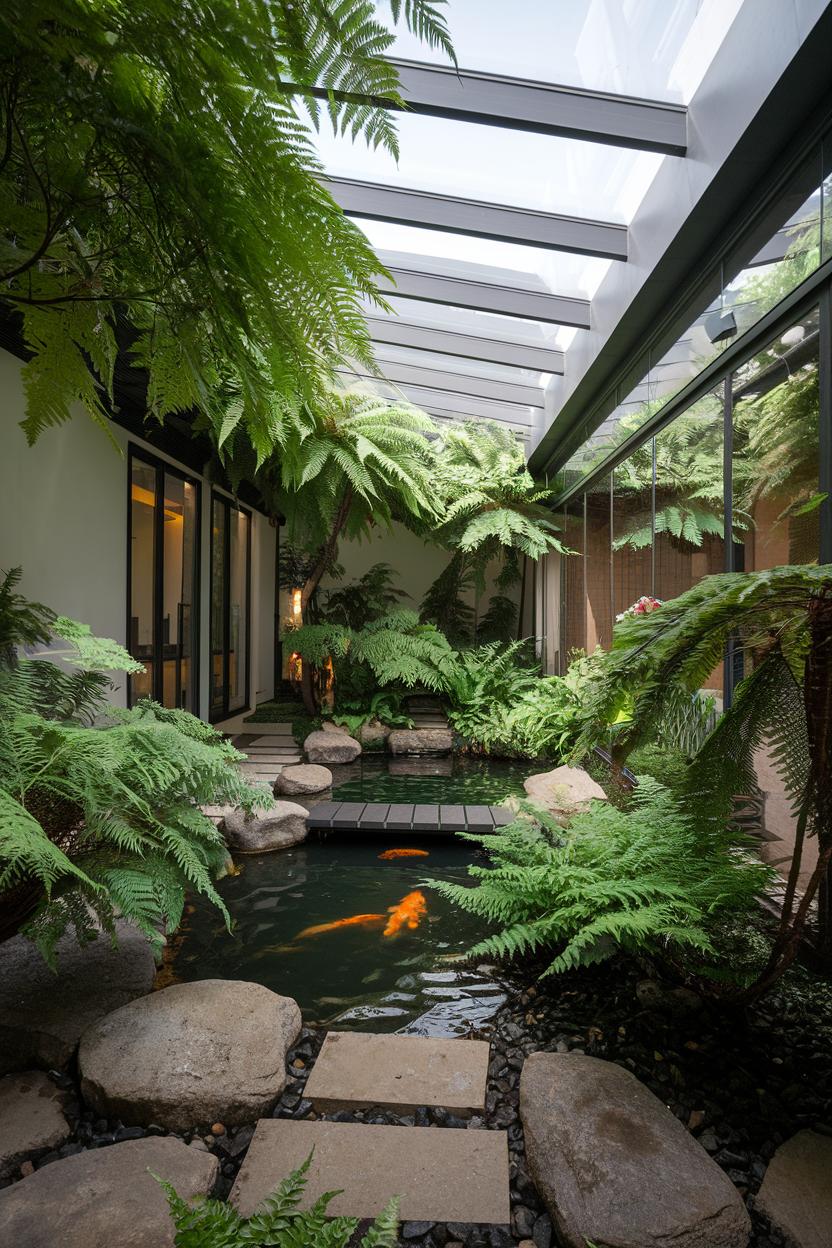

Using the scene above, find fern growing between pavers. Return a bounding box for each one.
[159,1151,399,1248]
[427,781,772,985]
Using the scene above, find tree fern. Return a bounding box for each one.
[427,781,772,984]
[571,564,832,991]
[159,1151,398,1248]
[1,1,452,456]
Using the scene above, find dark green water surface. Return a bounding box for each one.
[174,757,528,1033]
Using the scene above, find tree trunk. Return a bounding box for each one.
[804,586,832,960]
[297,487,354,716]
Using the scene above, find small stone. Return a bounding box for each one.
[688,1109,705,1132]
[402,1221,435,1238]
[211,1123,226,1136]
[20,1160,34,1177]
[292,1058,306,1070]
[0,1071,70,1179]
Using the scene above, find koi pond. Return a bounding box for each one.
[173,756,529,1034]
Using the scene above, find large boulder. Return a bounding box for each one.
[754,1130,832,1248]
[523,765,607,819]
[223,799,308,852]
[0,1136,217,1248]
[0,1072,70,1178]
[520,1053,750,1248]
[388,728,453,755]
[304,730,362,765]
[274,764,333,796]
[0,923,156,1074]
[79,979,302,1130]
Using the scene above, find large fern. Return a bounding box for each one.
[427,781,772,983]
[160,1151,398,1248]
[571,565,832,992]
[0,572,267,961]
[0,1,452,456]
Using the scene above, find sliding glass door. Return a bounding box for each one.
[128,449,200,711]
[210,493,251,721]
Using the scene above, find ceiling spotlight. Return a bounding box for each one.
[704,309,738,345]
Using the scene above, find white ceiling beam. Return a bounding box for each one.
[326,177,629,260]
[364,315,564,373]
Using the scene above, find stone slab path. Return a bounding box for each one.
[307,801,512,833]
[304,1031,489,1114]
[233,732,303,782]
[231,1119,510,1224]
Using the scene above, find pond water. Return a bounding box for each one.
[174,756,529,1034]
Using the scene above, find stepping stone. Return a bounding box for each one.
[0,1136,217,1248]
[0,922,155,1075]
[520,1053,750,1248]
[755,1129,832,1248]
[224,800,309,852]
[79,980,301,1130]
[304,1031,489,1114]
[0,1071,70,1178]
[231,1119,510,1224]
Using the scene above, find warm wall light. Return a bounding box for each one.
[291,588,302,619]
[288,651,302,681]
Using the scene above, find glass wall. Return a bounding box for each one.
[733,307,820,571]
[210,494,251,720]
[128,451,199,711]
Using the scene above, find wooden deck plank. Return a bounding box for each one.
[412,803,440,831]
[332,802,367,829]
[387,803,414,831]
[358,803,391,830]
[439,804,467,831]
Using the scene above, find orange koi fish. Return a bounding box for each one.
[296,913,386,939]
[378,848,430,861]
[383,890,427,938]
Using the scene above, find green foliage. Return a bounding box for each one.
[332,688,413,732]
[319,563,408,629]
[291,609,458,700]
[160,1150,398,1248]
[419,550,476,645]
[0,574,266,959]
[266,393,439,554]
[1,1,451,454]
[445,642,579,761]
[478,593,519,644]
[427,781,772,979]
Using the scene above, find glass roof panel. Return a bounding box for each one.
[372,343,549,386]
[372,296,578,352]
[381,0,744,105]
[315,113,662,223]
[355,219,612,300]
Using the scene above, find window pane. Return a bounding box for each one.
[560,499,586,667]
[613,443,654,618]
[161,474,198,712]
[129,460,156,703]
[653,391,725,604]
[210,498,226,716]
[733,307,820,570]
[584,476,613,650]
[228,508,250,713]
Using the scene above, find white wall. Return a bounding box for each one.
[323,520,517,627]
[0,347,276,723]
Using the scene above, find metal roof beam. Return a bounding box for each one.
[387,59,688,156]
[326,177,628,260]
[337,371,536,425]
[374,264,591,328]
[364,315,564,373]
[340,360,544,408]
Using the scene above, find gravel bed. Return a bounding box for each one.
[3,955,830,1248]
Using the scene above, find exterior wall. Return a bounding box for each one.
[0,347,276,726]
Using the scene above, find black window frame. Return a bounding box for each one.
[126,444,201,715]
[209,490,252,723]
